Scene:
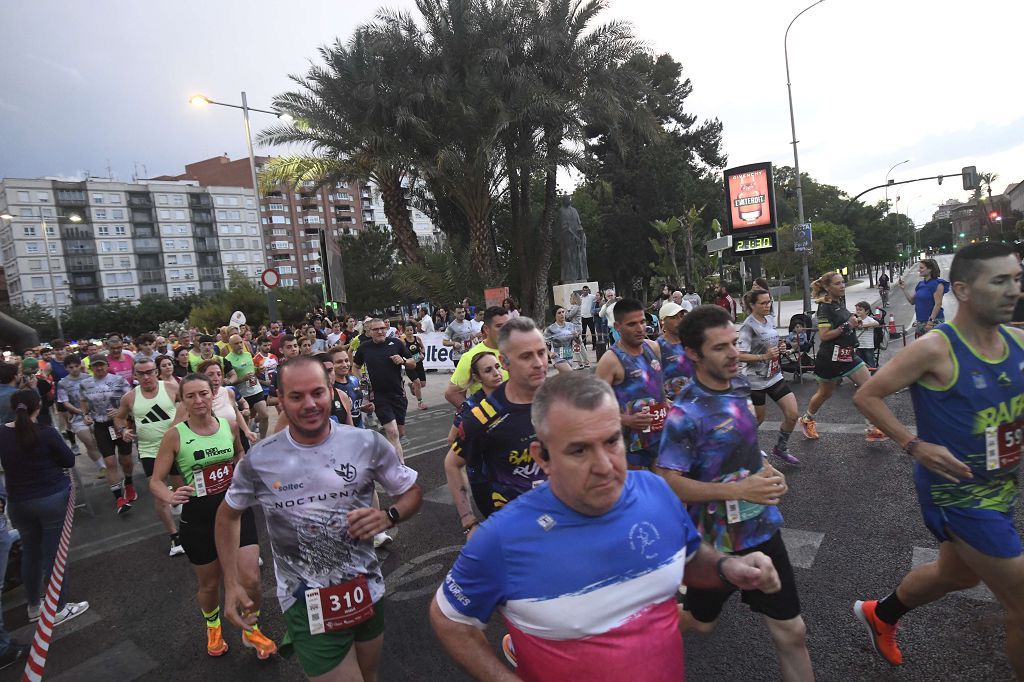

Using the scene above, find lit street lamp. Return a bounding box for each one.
[885,159,910,213]
[1,210,82,339]
[785,0,827,313]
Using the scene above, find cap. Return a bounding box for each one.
[198,335,215,344]
[88,354,108,366]
[21,357,39,373]
[659,301,690,319]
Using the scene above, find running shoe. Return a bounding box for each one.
[799,416,819,440]
[27,602,41,623]
[207,625,229,657]
[124,483,138,502]
[242,626,278,660]
[864,426,889,442]
[418,401,428,410]
[501,634,517,668]
[373,532,393,549]
[96,468,108,480]
[171,503,182,517]
[853,600,902,666]
[53,601,90,626]
[116,497,132,515]
[169,538,185,557]
[771,445,800,465]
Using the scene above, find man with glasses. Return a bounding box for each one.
[80,355,135,514]
[354,318,416,459]
[114,358,183,554]
[104,333,135,383]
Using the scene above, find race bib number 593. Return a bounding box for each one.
[305,575,374,635]
[986,421,1023,471]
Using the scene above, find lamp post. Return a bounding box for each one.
[2,211,81,339]
[785,0,827,313]
[188,92,294,320]
[885,159,910,214]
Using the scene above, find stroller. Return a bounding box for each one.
[781,313,817,382]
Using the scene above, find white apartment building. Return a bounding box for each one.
[0,177,265,308]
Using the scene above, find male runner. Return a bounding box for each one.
[114,358,183,555]
[432,372,782,681]
[330,347,371,429]
[216,356,422,681]
[853,242,1024,674]
[657,299,694,402]
[442,305,475,368]
[80,355,135,514]
[444,316,548,526]
[133,333,158,363]
[444,306,510,408]
[354,318,416,459]
[655,304,814,681]
[55,354,107,479]
[596,298,665,470]
[269,334,300,411]
[226,333,269,440]
[103,333,135,383]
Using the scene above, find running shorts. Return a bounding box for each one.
[684,530,801,623]
[750,379,793,407]
[814,355,864,382]
[373,392,408,427]
[281,595,385,677]
[626,447,657,469]
[93,421,132,458]
[140,456,180,477]
[407,362,426,383]
[243,392,267,407]
[919,502,1022,559]
[179,499,258,566]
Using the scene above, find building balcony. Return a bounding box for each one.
[189,195,212,208]
[72,291,100,305]
[194,226,215,238]
[134,239,161,253]
[128,194,153,208]
[133,227,157,239]
[192,210,214,223]
[131,209,154,223]
[140,271,164,284]
[194,238,217,252]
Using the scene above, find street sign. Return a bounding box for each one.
[706,234,732,253]
[732,233,778,256]
[261,268,280,289]
[794,223,812,253]
[229,311,246,328]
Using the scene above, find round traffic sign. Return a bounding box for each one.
[261,268,280,289]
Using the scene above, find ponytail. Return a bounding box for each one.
[10,388,41,452]
[811,271,839,303]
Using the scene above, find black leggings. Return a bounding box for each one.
[581,317,596,346]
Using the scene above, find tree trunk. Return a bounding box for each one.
[529,134,560,322]
[375,167,424,267]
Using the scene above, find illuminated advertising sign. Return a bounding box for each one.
[732,233,778,256]
[723,162,778,234]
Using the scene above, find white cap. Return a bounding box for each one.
[659,300,691,319]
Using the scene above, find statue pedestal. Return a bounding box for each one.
[552,281,600,311]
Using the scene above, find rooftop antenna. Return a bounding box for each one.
[106,158,114,180]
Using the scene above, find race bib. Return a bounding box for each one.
[305,575,374,635]
[557,346,574,361]
[641,400,668,434]
[986,421,1023,471]
[463,339,473,351]
[832,346,854,363]
[725,499,766,524]
[192,461,234,497]
[412,352,423,363]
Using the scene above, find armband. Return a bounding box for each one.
[903,437,923,456]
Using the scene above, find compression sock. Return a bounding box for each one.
[110,484,123,499]
[244,609,261,634]
[875,591,911,625]
[124,475,133,485]
[802,411,816,421]
[776,429,792,449]
[203,606,221,629]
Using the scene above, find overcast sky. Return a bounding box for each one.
[2,0,1020,228]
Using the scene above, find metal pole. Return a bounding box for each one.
[39,216,64,339]
[240,91,275,323]
[885,159,910,215]
[785,0,825,314]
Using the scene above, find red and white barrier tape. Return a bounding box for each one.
[22,485,76,682]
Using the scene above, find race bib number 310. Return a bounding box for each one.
[986,421,1023,471]
[305,575,374,635]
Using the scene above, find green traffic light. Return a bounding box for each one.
[959,232,966,238]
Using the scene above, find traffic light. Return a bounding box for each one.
[989,211,1001,221]
[959,232,966,238]
[962,166,979,191]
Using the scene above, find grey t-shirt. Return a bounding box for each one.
[56,374,90,429]
[80,373,131,423]
[737,314,783,390]
[224,421,418,612]
[444,320,476,362]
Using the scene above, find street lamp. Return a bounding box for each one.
[188,91,295,320]
[885,159,910,213]
[2,210,81,339]
[785,0,827,313]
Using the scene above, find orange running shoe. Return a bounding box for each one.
[207,625,229,657]
[865,426,889,442]
[799,416,819,440]
[501,634,517,668]
[853,600,902,665]
[242,626,278,660]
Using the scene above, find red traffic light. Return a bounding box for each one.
[989,211,1000,220]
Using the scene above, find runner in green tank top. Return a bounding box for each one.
[114,358,184,556]
[150,373,276,661]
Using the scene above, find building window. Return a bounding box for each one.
[173,210,186,220]
[23,226,36,237]
[180,254,192,264]
[178,239,189,250]
[268,203,284,211]
[101,241,113,253]
[29,259,43,271]
[108,193,121,203]
[34,293,48,304]
[112,208,125,219]
[37,192,49,202]
[119,257,131,267]
[163,239,175,250]
[97,225,110,236]
[17,191,30,202]
[30,276,45,288]
[93,193,105,204]
[171,194,185,206]
[172,286,182,296]
[167,255,177,265]
[158,209,171,219]
[156,194,168,205]
[49,241,57,254]
[26,242,40,254]
[117,241,128,252]
[95,209,107,220]
[19,207,33,217]
[102,257,114,268]
[114,225,126,236]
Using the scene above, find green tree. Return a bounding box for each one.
[810,221,858,275]
[337,225,400,316]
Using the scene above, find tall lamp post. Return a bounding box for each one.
[2,211,81,339]
[785,0,827,313]
[188,92,293,320]
[885,159,910,213]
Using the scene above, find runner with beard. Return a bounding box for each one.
[657,300,694,403]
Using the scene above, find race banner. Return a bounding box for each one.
[419,331,456,371]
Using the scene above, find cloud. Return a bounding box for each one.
[28,55,86,85]
[0,98,21,113]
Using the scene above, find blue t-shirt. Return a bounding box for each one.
[914,278,949,323]
[436,472,701,682]
[657,377,783,553]
[657,336,694,402]
[334,376,364,428]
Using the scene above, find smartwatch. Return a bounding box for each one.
[386,506,401,525]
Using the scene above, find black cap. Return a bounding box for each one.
[198,335,215,344]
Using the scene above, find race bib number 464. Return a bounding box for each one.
[305,576,374,635]
[986,421,1023,471]
[192,461,233,497]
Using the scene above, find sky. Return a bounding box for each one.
[1,0,1021,229]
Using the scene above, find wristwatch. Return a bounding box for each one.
[386,506,401,525]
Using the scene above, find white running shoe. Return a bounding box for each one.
[53,601,90,626]
[27,602,41,623]
[373,532,393,549]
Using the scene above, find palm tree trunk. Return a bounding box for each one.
[375,168,424,267]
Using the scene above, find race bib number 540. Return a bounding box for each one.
[305,575,374,635]
[986,421,1023,471]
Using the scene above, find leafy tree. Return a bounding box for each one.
[337,225,400,316]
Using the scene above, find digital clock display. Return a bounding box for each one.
[733,234,777,255]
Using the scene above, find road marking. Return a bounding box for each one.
[423,484,455,506]
[12,608,102,647]
[50,640,159,682]
[761,421,915,436]
[911,547,994,602]
[404,437,450,461]
[780,528,825,569]
[384,545,463,602]
[69,521,165,564]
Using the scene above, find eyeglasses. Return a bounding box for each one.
[135,369,158,376]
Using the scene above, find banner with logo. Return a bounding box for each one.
[420,331,456,371]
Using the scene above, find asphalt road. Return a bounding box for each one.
[5,263,1019,681]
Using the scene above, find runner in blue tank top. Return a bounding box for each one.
[656,300,695,402]
[853,243,1024,673]
[596,298,666,469]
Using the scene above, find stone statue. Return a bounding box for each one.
[558,195,589,282]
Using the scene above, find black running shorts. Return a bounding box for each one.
[750,379,793,407]
[179,496,258,566]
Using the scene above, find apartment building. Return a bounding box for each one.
[0,177,263,308]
